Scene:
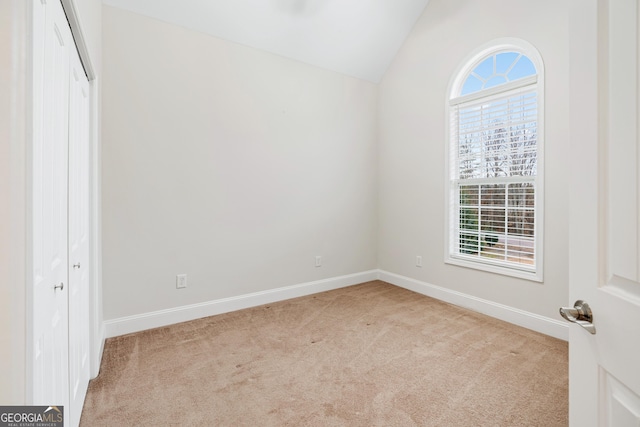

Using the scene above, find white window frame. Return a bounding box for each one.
[444,38,545,282]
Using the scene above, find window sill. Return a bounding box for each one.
[445,255,543,283]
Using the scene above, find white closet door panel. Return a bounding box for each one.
[32,0,46,292]
[32,0,70,409]
[68,47,91,427]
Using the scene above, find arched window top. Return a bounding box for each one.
[449,38,543,100]
[460,52,537,96]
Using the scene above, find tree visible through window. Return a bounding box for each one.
[448,42,543,280]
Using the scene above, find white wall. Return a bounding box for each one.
[378,0,569,319]
[102,6,378,320]
[0,0,27,404]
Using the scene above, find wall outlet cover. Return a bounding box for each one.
[176,274,187,289]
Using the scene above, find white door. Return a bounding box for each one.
[32,0,71,409]
[568,0,640,425]
[67,45,91,427]
[32,1,92,424]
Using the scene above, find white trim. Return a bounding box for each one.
[450,75,537,106]
[448,38,545,99]
[89,76,103,378]
[445,256,541,282]
[377,270,568,341]
[25,0,39,403]
[453,176,537,186]
[104,270,379,338]
[60,0,95,80]
[104,269,568,341]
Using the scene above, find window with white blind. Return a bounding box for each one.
[446,40,544,281]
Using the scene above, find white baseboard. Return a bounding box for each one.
[377,270,569,341]
[103,269,568,341]
[104,270,379,338]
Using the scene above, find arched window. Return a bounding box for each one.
[446,39,544,281]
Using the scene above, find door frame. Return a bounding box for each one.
[568,0,599,423]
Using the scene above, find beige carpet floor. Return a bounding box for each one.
[81,281,568,426]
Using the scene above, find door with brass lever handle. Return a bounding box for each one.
[559,300,596,334]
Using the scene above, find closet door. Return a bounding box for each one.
[32,0,70,409]
[67,46,91,427]
[33,1,93,424]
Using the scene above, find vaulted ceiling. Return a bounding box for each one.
[102,0,430,82]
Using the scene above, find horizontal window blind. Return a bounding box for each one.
[457,182,535,269]
[451,85,537,180]
[450,84,538,270]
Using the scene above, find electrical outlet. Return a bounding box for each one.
[416,256,423,267]
[315,256,322,267]
[176,274,187,289]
